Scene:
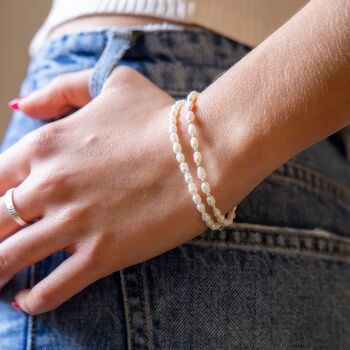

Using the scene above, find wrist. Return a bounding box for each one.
[187,88,277,216]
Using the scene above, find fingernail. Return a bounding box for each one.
[11,299,23,311]
[8,97,24,111]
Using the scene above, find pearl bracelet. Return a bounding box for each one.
[185,91,237,227]
[168,93,237,231]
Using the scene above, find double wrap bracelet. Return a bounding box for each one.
[168,91,237,231]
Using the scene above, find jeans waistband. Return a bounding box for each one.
[36,27,252,70]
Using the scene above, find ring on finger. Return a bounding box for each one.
[5,187,31,227]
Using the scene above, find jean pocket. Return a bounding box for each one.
[120,222,350,349]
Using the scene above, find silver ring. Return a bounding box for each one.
[5,187,30,227]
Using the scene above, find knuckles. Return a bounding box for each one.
[31,167,71,199]
[26,123,63,159]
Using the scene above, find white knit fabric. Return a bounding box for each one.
[29,0,308,56]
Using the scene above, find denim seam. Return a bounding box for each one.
[119,266,149,350]
[23,305,30,350]
[189,240,350,263]
[119,269,135,350]
[24,266,35,350]
[225,222,350,240]
[27,263,40,350]
[275,160,350,208]
[137,267,150,350]
[193,227,350,259]
[215,222,350,244]
[139,265,155,350]
[188,239,350,263]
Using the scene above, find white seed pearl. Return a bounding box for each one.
[197,166,206,180]
[186,111,195,123]
[201,181,211,194]
[172,142,182,153]
[206,217,215,227]
[213,207,221,217]
[169,114,176,123]
[169,124,177,133]
[193,151,202,165]
[170,132,179,143]
[188,183,197,195]
[174,100,183,111]
[207,195,216,206]
[228,210,236,220]
[190,137,199,150]
[187,91,198,102]
[212,223,223,231]
[196,203,206,213]
[184,173,193,183]
[188,123,197,136]
[212,207,226,224]
[218,214,226,222]
[176,152,185,163]
[180,162,189,173]
[201,212,211,222]
[186,101,193,110]
[224,219,232,226]
[192,194,202,205]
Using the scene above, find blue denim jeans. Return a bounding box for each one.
[0,28,350,350]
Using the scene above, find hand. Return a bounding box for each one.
[0,67,216,315]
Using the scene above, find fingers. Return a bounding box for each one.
[13,249,104,315]
[13,69,92,120]
[0,215,74,291]
[0,173,46,240]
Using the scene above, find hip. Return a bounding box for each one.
[0,27,350,350]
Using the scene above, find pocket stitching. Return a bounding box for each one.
[191,222,350,260]
[274,160,350,210]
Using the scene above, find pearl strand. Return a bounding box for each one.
[184,91,237,227]
[168,99,223,231]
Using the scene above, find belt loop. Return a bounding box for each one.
[88,29,141,98]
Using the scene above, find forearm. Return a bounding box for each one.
[188,0,350,211]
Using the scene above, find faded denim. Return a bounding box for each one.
[0,28,350,350]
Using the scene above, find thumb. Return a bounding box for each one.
[9,69,92,120]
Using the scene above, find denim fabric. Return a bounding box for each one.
[0,28,350,350]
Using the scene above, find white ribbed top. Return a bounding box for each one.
[30,0,308,56]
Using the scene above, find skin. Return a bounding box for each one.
[1,0,350,315]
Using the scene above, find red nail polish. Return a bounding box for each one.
[8,97,23,111]
[11,299,22,311]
